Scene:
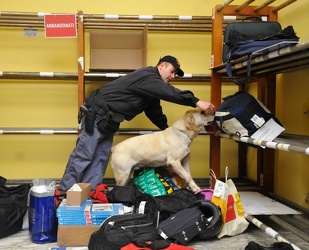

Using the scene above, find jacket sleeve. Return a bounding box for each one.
[144,99,168,130]
[132,73,199,108]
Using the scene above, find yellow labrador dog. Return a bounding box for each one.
[110,109,214,192]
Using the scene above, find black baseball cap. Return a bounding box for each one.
[158,55,184,77]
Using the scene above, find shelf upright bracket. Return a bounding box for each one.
[77,10,85,111]
[210,5,224,184]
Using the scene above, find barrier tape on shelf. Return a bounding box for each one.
[223,16,237,20]
[38,12,51,17]
[106,73,120,78]
[40,130,54,134]
[104,14,119,19]
[139,15,153,20]
[40,72,54,77]
[179,16,192,20]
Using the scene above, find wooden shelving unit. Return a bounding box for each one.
[210,2,308,194]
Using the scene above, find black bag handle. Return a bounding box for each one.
[242,16,263,22]
[134,239,171,250]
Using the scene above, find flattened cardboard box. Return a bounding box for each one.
[57,225,100,246]
[90,27,148,71]
[66,183,91,206]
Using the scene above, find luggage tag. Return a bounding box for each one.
[137,201,146,214]
[210,167,229,226]
[210,167,228,201]
[251,114,265,128]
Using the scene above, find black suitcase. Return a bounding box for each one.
[158,207,207,245]
[222,17,282,63]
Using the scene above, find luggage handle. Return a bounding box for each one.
[242,16,263,22]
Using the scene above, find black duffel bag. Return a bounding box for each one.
[0,176,30,239]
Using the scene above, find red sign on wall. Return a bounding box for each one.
[44,14,76,38]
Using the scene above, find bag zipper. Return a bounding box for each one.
[120,222,154,230]
[102,214,150,231]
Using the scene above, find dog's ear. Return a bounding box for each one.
[185,113,198,131]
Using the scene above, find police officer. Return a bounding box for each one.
[60,55,215,191]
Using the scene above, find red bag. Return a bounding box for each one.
[90,184,109,203]
[121,242,196,250]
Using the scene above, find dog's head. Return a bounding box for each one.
[173,109,214,139]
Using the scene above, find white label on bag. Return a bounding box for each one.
[159,229,168,239]
[138,201,146,214]
[251,114,265,128]
[213,181,224,197]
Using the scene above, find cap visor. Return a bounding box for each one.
[177,69,184,77]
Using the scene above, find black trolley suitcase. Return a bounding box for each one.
[158,207,207,245]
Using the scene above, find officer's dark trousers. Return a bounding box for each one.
[60,116,114,191]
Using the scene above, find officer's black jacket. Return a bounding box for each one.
[96,66,199,130]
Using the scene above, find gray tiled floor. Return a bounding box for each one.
[0,215,308,250]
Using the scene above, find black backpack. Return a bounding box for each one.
[88,213,170,250]
[134,189,200,227]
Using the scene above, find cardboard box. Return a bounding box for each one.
[57,225,100,246]
[66,183,91,206]
[90,27,148,71]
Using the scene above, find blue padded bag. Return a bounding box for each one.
[214,91,282,137]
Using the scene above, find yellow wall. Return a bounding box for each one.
[274,1,309,208]
[0,1,308,208]
[275,71,309,207]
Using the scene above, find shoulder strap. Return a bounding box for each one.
[85,89,109,115]
[226,53,253,85]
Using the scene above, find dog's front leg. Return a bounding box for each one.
[169,160,201,193]
[181,153,191,175]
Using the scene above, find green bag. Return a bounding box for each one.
[134,168,167,196]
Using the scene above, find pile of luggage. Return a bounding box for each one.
[88,186,223,250]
